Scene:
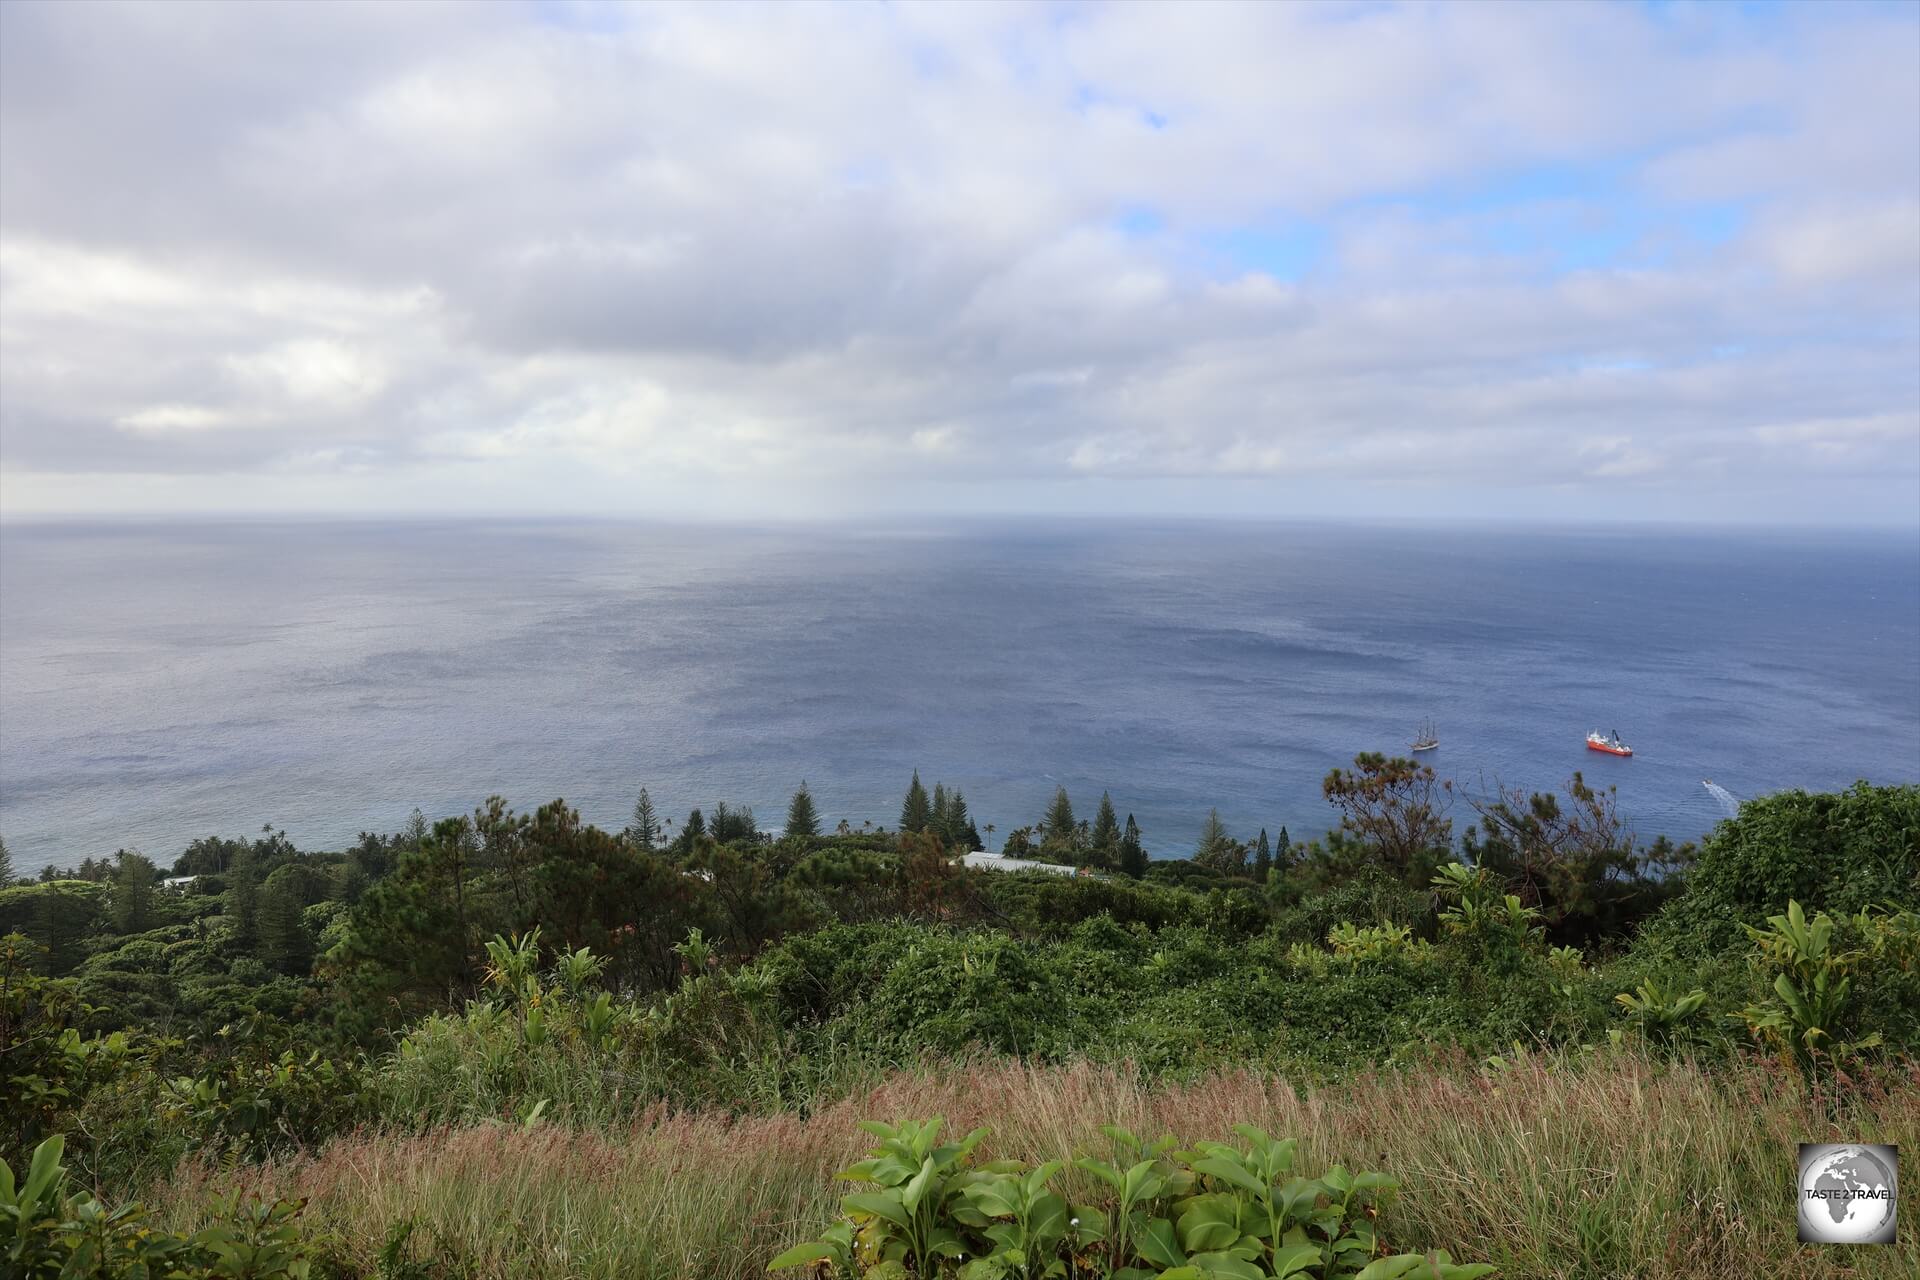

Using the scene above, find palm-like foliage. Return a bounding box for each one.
[1732,900,1880,1077]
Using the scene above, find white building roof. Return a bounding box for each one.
[960,851,1080,877]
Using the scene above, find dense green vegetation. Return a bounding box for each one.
[768,1116,1493,1280]
[2,768,1916,1277]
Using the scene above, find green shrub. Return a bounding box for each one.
[855,934,1078,1058]
[1,934,140,1168]
[1268,874,1432,950]
[160,1043,362,1165]
[1611,981,1708,1050]
[1653,783,1919,951]
[1729,900,1889,1081]
[770,1116,1495,1279]
[0,883,108,976]
[1,1134,322,1279]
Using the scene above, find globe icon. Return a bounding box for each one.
[1799,1145,1898,1244]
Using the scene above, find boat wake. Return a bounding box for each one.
[1702,780,1741,818]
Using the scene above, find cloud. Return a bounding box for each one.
[1,0,1915,523]
[116,405,237,434]
[1753,201,1920,288]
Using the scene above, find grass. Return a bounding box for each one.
[150,1048,1918,1280]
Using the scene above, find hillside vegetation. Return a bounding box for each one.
[3,769,1917,1278]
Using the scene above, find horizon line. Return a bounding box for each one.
[3,510,1917,535]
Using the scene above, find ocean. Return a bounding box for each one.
[1,519,1915,875]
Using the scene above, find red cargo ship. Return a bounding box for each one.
[1586,729,1632,757]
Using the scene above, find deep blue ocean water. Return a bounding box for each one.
[2,519,1916,875]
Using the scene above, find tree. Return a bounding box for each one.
[336,860,370,904]
[673,808,707,856]
[109,851,155,934]
[1460,772,1664,944]
[896,831,971,920]
[0,836,12,887]
[1322,753,1453,882]
[930,783,951,841]
[785,783,821,839]
[1091,792,1120,859]
[945,789,975,850]
[625,787,663,851]
[333,818,492,1029]
[227,845,261,952]
[173,835,239,877]
[1119,814,1147,879]
[710,802,759,845]
[422,817,480,989]
[258,871,312,974]
[471,795,533,916]
[1043,787,1076,845]
[900,771,932,834]
[1252,829,1272,884]
[1194,809,1246,874]
[348,831,394,882]
[2,882,104,975]
[1277,826,1291,859]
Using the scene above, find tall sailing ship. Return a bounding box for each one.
[1410,719,1439,752]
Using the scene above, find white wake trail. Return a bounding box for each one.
[1703,780,1741,818]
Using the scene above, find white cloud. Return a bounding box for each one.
[116,405,236,433]
[1753,201,1920,287]
[223,339,388,410]
[0,0,1914,522]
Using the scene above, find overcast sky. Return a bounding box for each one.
[2,0,1916,524]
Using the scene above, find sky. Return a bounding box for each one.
[1,0,1916,524]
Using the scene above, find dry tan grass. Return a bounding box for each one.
[152,1050,1919,1279]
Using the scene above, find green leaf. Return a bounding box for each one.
[1137,1218,1187,1269]
[928,1227,970,1258]
[1190,1253,1265,1280]
[1177,1194,1243,1252]
[1270,1243,1323,1278]
[1774,973,1811,1024]
[1030,1192,1071,1244]
[1125,1160,1169,1203]
[843,1190,912,1231]
[23,1135,65,1211]
[1354,1257,1431,1280]
[767,1241,839,1270]
[1069,1203,1109,1243]
[1077,1157,1123,1190]
[901,1156,936,1214]
[1026,1160,1065,1197]
[1192,1156,1268,1199]
[961,1178,1022,1219]
[1183,1221,1242,1252]
[1351,1171,1399,1196]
